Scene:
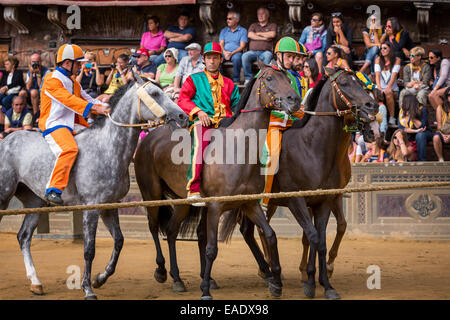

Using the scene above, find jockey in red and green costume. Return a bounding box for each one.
[178,42,240,205]
[261,37,308,210]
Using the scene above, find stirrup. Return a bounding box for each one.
[187,194,206,207]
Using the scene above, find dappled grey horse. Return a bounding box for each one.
[0,75,188,299]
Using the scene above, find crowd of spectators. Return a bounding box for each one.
[0,7,449,161]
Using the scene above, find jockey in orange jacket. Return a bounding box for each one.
[39,44,110,205]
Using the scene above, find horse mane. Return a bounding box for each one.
[218,77,257,128]
[291,76,328,129]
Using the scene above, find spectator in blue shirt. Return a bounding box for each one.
[299,12,327,72]
[219,11,248,83]
[154,12,196,67]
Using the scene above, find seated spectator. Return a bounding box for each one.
[97,54,130,104]
[325,46,350,70]
[23,52,50,115]
[386,129,415,162]
[242,7,277,84]
[380,17,414,63]
[361,137,389,162]
[374,41,401,126]
[428,49,450,111]
[399,46,431,107]
[173,42,205,94]
[127,48,157,82]
[348,136,361,163]
[154,12,196,67]
[155,48,179,101]
[325,12,353,69]
[300,58,322,89]
[140,15,167,64]
[433,87,450,162]
[0,56,25,131]
[0,95,34,141]
[299,12,327,72]
[219,11,248,83]
[360,14,382,75]
[398,94,433,161]
[75,51,104,98]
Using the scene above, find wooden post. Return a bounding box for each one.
[36,213,50,234]
[71,210,83,238]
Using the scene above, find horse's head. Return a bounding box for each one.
[323,67,380,142]
[133,72,188,130]
[254,60,301,114]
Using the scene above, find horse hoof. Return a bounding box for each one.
[92,273,104,289]
[85,294,98,300]
[210,278,219,290]
[268,281,282,298]
[154,269,167,283]
[30,284,44,295]
[302,283,316,299]
[325,289,341,300]
[201,295,213,300]
[172,280,187,292]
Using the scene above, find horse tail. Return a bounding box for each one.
[178,206,203,239]
[219,208,241,243]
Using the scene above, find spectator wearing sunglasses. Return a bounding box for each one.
[360,14,382,75]
[155,48,179,101]
[325,46,350,70]
[325,12,354,69]
[399,46,431,107]
[299,12,327,72]
[428,49,450,111]
[433,87,450,161]
[380,17,414,63]
[374,41,401,126]
[126,48,157,82]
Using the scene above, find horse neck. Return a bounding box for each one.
[228,88,271,130]
[91,92,141,169]
[303,81,351,157]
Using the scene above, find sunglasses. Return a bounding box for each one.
[409,54,419,58]
[429,56,436,60]
[331,12,342,17]
[393,136,398,140]
[326,51,333,55]
[381,46,389,50]
[304,65,310,69]
[227,17,234,20]
[311,18,321,22]
[165,55,173,58]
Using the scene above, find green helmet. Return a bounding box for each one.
[274,37,302,54]
[297,42,308,56]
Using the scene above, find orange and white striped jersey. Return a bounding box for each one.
[39,67,103,136]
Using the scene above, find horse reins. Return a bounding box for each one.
[241,68,279,114]
[107,81,167,130]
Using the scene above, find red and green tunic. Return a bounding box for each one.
[178,70,240,196]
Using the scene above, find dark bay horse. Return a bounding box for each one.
[0,75,188,299]
[220,67,380,299]
[134,62,300,300]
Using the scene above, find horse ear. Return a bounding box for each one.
[256,59,266,71]
[132,69,144,85]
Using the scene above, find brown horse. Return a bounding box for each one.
[220,67,380,300]
[134,62,300,300]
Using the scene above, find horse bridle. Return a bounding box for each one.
[304,68,362,132]
[107,81,167,129]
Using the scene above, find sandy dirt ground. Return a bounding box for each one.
[0,233,449,300]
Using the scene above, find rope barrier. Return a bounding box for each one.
[0,181,449,217]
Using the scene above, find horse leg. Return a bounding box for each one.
[147,207,167,283]
[92,209,124,289]
[199,204,221,300]
[243,201,282,298]
[286,197,318,299]
[327,195,347,279]
[197,208,219,290]
[239,214,272,282]
[314,201,340,300]
[81,210,100,300]
[15,185,46,295]
[255,205,277,278]
[299,208,313,282]
[166,205,190,292]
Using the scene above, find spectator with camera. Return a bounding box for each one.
[75,51,104,98]
[97,54,130,104]
[23,52,50,115]
[127,48,157,82]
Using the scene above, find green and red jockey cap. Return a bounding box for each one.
[203,42,222,57]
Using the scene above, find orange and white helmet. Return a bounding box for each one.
[56,43,88,64]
